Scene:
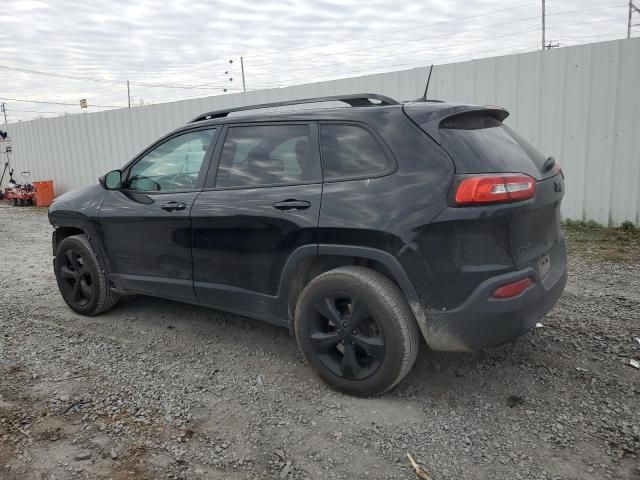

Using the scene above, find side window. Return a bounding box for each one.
[215,124,320,188]
[128,129,215,192]
[319,124,390,181]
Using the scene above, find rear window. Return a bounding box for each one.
[319,124,390,180]
[438,113,547,179]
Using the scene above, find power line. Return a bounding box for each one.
[277,42,538,88]
[559,30,634,41]
[0,4,623,99]
[247,4,625,69]
[1,4,628,120]
[139,1,590,85]
[248,16,625,86]
[243,1,544,59]
[139,5,623,95]
[4,108,68,114]
[0,64,243,91]
[240,0,615,62]
[0,97,125,108]
[164,1,545,78]
[140,15,625,97]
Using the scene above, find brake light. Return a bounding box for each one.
[492,277,533,299]
[455,174,535,205]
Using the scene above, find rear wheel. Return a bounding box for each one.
[54,234,119,316]
[294,266,420,397]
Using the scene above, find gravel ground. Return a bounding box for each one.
[1,203,639,480]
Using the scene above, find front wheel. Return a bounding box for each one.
[294,266,420,397]
[54,234,119,316]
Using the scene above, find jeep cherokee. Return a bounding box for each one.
[49,94,567,396]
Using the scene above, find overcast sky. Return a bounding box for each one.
[0,0,633,122]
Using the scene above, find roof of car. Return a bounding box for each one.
[189,104,399,127]
[188,94,400,123]
[181,95,508,134]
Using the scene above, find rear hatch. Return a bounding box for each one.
[404,103,558,181]
[404,103,565,307]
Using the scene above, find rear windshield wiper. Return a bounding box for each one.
[542,156,556,173]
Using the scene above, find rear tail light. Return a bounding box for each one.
[492,277,533,299]
[454,174,535,205]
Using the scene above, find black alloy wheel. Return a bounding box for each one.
[295,266,420,396]
[54,234,119,316]
[58,249,94,307]
[309,292,386,380]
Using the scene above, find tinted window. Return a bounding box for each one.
[438,114,547,179]
[215,124,319,188]
[128,129,215,191]
[320,124,389,180]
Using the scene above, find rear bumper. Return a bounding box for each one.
[422,241,567,352]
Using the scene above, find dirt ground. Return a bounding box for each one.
[1,203,639,480]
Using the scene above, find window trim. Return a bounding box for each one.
[120,126,220,194]
[203,121,322,191]
[318,121,397,183]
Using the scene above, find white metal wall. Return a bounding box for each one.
[4,38,640,225]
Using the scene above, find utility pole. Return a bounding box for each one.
[541,1,558,51]
[1,103,6,124]
[542,0,546,50]
[629,1,640,38]
[127,80,131,108]
[240,56,247,93]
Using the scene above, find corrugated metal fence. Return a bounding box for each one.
[3,38,640,225]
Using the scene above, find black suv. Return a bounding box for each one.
[49,94,567,396]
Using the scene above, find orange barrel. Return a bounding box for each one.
[33,180,55,207]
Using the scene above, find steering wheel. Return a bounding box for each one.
[167,172,196,190]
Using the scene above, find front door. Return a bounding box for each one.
[99,127,217,301]
[191,123,322,322]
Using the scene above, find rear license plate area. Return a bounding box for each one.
[537,254,551,278]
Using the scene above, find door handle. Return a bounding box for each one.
[273,199,311,211]
[160,201,187,212]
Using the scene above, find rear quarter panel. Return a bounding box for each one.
[318,110,455,308]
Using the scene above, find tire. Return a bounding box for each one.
[54,234,119,316]
[294,266,420,397]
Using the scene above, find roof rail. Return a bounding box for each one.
[189,93,399,123]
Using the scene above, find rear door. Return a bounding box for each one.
[99,127,218,300]
[191,122,322,321]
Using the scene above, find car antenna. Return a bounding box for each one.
[423,64,434,101]
[412,64,434,102]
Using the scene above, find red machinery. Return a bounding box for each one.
[0,131,51,207]
[4,171,36,206]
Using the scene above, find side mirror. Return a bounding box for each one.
[101,170,122,190]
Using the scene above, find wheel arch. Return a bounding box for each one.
[52,226,85,253]
[280,245,424,334]
[52,221,110,275]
